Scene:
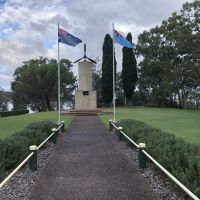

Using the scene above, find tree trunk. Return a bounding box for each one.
[177,91,182,109]
[196,98,199,110]
[46,96,51,111]
[37,105,41,112]
[131,96,133,106]
[181,89,186,109]
[56,98,58,111]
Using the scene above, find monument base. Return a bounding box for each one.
[61,109,113,116]
[75,90,97,110]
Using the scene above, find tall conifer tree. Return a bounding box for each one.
[122,33,138,105]
[102,34,116,105]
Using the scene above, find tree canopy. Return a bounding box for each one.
[11,57,76,111]
[136,0,200,109]
[92,58,104,107]
[122,32,138,105]
[102,34,117,105]
[0,87,9,111]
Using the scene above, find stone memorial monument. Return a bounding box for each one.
[74,44,97,110]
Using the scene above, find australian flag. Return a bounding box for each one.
[113,29,133,48]
[58,28,82,47]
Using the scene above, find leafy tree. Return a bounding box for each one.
[0,87,8,111]
[136,0,200,109]
[102,34,116,105]
[92,58,104,107]
[122,33,138,105]
[137,27,175,107]
[115,72,124,106]
[11,57,76,112]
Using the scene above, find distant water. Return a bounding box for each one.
[7,102,34,113]
[7,102,71,113]
[8,102,13,111]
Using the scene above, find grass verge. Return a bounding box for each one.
[116,119,200,197]
[0,111,73,139]
[100,107,200,144]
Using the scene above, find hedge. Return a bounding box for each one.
[0,121,54,181]
[116,119,200,197]
[0,109,29,117]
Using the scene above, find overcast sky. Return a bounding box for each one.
[0,0,192,91]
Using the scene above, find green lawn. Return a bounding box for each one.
[0,111,73,139]
[100,107,200,144]
[2,108,200,144]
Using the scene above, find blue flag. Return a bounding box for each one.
[114,29,133,48]
[58,28,82,47]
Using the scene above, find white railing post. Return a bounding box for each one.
[109,120,200,200]
[138,143,146,169]
[29,145,38,171]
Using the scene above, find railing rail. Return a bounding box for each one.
[142,150,199,200]
[37,131,55,150]
[56,123,63,132]
[37,123,63,150]
[120,130,139,148]
[0,121,65,189]
[0,152,34,188]
[110,121,200,200]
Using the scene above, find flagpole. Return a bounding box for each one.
[112,23,116,122]
[57,23,61,124]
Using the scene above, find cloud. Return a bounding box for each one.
[0,0,192,91]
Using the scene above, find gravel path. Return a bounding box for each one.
[29,116,158,200]
[0,116,193,200]
[0,142,55,200]
[107,129,192,200]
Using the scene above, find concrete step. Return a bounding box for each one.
[61,110,113,116]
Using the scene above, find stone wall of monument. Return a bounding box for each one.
[78,61,92,91]
[75,90,97,110]
[75,61,97,110]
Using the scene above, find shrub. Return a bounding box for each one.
[0,121,54,181]
[0,135,29,170]
[25,121,54,134]
[0,109,29,117]
[116,119,200,197]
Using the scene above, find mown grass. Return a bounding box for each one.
[100,107,200,144]
[0,111,73,139]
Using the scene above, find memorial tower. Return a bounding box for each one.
[74,44,97,110]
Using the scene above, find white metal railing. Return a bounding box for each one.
[142,150,199,200]
[0,152,34,188]
[37,124,62,150]
[110,121,200,200]
[111,122,139,148]
[120,130,139,148]
[37,131,55,150]
[0,123,64,189]
[111,122,118,129]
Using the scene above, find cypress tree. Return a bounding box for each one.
[102,34,116,105]
[122,33,138,105]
